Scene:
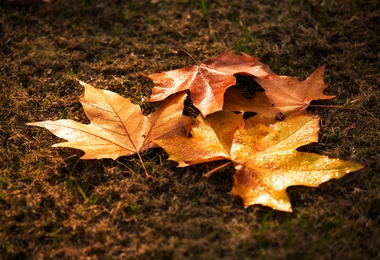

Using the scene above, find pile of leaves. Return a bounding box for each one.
[28,50,363,212]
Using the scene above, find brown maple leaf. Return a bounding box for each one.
[224,65,336,125]
[147,50,266,116]
[254,65,336,117]
[224,87,282,127]
[27,81,191,179]
[154,111,364,212]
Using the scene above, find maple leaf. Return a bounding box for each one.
[155,110,240,167]
[224,87,282,127]
[147,50,266,116]
[27,81,191,179]
[155,111,364,212]
[254,65,336,117]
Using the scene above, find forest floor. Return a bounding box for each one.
[1,0,379,259]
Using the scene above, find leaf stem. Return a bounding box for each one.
[136,152,152,180]
[179,49,199,65]
[203,162,232,179]
[308,104,356,111]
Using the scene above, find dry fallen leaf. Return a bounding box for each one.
[155,110,240,166]
[27,81,191,179]
[147,50,264,116]
[155,111,364,212]
[254,65,336,117]
[26,49,364,212]
[224,87,281,127]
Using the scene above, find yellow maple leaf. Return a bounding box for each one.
[27,81,191,179]
[155,111,364,212]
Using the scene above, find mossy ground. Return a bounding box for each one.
[1,0,379,259]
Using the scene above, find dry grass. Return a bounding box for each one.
[1,0,379,259]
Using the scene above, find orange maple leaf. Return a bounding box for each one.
[147,50,266,116]
[254,65,336,117]
[27,81,191,179]
[224,87,282,127]
[225,66,336,124]
[155,111,363,212]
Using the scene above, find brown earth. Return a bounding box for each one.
[1,0,379,259]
